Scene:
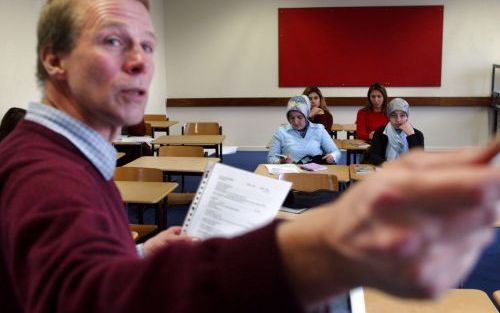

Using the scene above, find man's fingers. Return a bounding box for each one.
[390,138,500,169]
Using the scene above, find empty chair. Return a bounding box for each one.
[114,166,163,182]
[158,145,205,157]
[279,173,338,192]
[114,167,164,224]
[182,122,222,135]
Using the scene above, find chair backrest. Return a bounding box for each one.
[279,173,338,192]
[158,146,205,157]
[182,122,221,135]
[114,167,163,182]
[144,114,168,121]
[144,122,153,137]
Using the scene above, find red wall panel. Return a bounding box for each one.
[279,6,443,87]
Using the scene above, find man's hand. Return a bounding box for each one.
[143,226,197,257]
[277,141,500,306]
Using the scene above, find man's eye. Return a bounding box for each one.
[105,37,122,46]
[142,43,154,53]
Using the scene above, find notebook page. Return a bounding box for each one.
[183,163,291,239]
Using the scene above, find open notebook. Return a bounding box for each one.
[181,163,291,239]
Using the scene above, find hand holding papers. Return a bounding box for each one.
[182,163,291,239]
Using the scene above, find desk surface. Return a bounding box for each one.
[153,135,225,145]
[115,181,177,204]
[331,123,356,132]
[254,164,350,183]
[336,139,370,151]
[116,152,126,160]
[147,120,178,128]
[364,288,497,313]
[350,164,376,181]
[125,156,219,173]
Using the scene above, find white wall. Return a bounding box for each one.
[0,1,498,150]
[164,0,500,149]
[0,0,168,118]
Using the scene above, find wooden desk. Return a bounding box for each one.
[350,164,376,181]
[116,152,126,160]
[115,181,177,229]
[124,156,219,174]
[146,120,178,136]
[153,135,226,161]
[336,139,370,165]
[331,123,356,139]
[254,164,349,189]
[364,288,497,313]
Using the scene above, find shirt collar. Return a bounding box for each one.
[25,102,116,180]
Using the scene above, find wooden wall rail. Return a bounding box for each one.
[166,97,490,107]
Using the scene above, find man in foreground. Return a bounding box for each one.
[0,0,499,312]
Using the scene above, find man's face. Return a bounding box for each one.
[60,0,156,131]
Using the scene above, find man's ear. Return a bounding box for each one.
[40,45,67,80]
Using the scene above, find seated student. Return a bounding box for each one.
[365,98,424,165]
[303,86,333,132]
[0,107,26,142]
[356,82,389,141]
[268,95,341,164]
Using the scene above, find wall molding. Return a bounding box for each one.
[166,97,490,107]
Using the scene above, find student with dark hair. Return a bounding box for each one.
[0,107,26,142]
[365,98,424,165]
[356,82,389,141]
[303,86,333,132]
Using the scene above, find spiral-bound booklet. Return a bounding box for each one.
[181,163,292,239]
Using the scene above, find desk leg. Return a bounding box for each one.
[493,109,498,134]
[219,144,223,162]
[156,199,166,230]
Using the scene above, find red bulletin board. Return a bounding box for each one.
[278,6,443,87]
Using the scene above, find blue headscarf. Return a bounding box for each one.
[384,98,410,161]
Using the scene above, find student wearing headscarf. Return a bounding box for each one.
[267,95,341,164]
[365,98,424,165]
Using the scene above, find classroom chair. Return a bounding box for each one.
[158,146,203,203]
[182,122,222,135]
[158,145,205,157]
[114,167,164,224]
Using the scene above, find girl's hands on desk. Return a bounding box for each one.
[277,141,500,306]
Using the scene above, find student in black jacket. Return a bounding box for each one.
[366,98,424,165]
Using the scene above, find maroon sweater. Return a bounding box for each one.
[310,111,333,132]
[0,121,303,313]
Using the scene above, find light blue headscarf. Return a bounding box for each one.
[384,98,410,161]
